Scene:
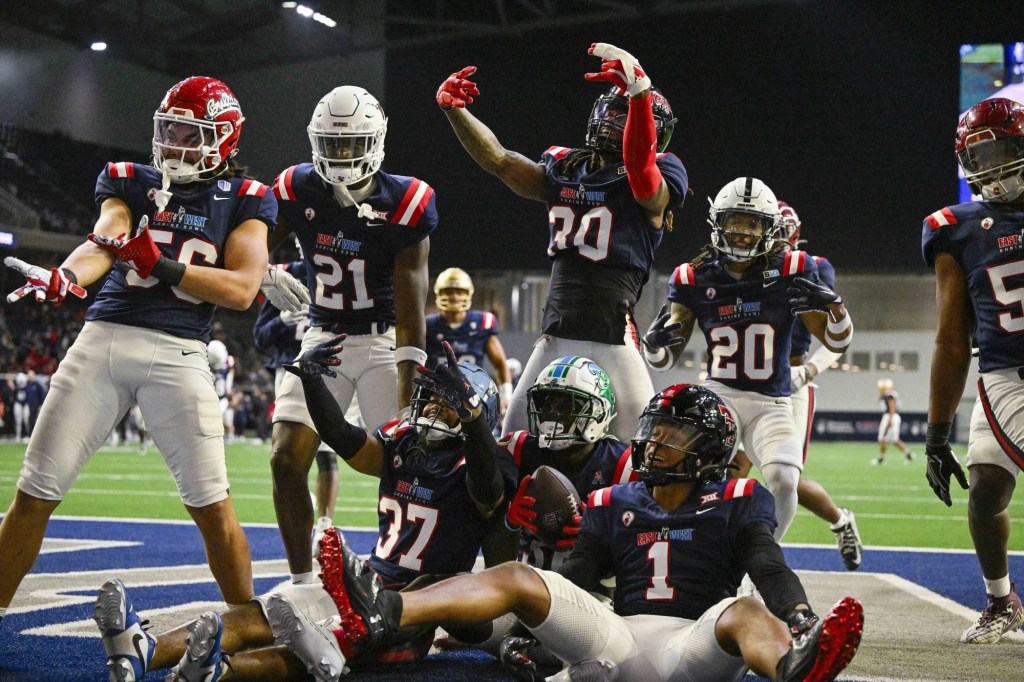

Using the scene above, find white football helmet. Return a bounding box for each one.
[708,177,782,262]
[434,267,474,312]
[14,372,27,389]
[527,356,616,451]
[308,86,387,186]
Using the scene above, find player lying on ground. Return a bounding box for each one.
[278,384,864,682]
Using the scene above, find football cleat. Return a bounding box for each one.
[94,578,156,682]
[904,450,915,463]
[266,593,346,682]
[312,516,333,559]
[165,611,226,682]
[960,584,1024,644]
[317,527,401,658]
[869,458,884,466]
[831,508,863,571]
[774,596,863,682]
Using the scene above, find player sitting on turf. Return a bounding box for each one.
[276,384,865,682]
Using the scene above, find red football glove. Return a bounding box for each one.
[584,43,651,97]
[555,499,586,550]
[437,66,480,111]
[505,475,538,534]
[4,257,86,305]
[88,228,163,278]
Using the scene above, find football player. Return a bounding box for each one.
[436,42,688,442]
[922,97,1024,644]
[426,267,513,414]
[871,378,915,464]
[643,178,854,543]
[0,77,270,639]
[294,385,863,682]
[267,86,437,584]
[732,201,864,571]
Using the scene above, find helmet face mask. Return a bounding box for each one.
[631,384,737,487]
[308,86,387,187]
[585,86,676,155]
[409,361,499,448]
[434,268,474,312]
[153,76,243,183]
[527,357,615,451]
[956,98,1024,203]
[708,177,781,262]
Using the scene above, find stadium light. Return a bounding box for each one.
[90,41,107,51]
[285,3,336,28]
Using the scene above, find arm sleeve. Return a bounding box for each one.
[739,521,808,620]
[622,93,663,200]
[461,414,505,508]
[296,374,368,459]
[556,529,610,592]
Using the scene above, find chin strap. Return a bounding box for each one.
[153,171,173,215]
[334,181,377,220]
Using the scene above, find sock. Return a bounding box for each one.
[984,575,1012,599]
[829,509,849,531]
[0,606,6,621]
[291,571,318,585]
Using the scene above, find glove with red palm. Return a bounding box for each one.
[88,229,163,278]
[554,499,586,550]
[584,43,652,97]
[437,66,481,111]
[504,475,538,534]
[4,257,86,305]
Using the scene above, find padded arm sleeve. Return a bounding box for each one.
[298,375,368,460]
[623,93,662,200]
[739,521,809,619]
[460,415,504,508]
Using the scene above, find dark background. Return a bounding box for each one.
[382,0,1023,274]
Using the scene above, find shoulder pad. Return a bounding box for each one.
[587,485,615,508]
[480,311,496,330]
[106,162,136,178]
[390,177,434,227]
[671,263,695,285]
[723,478,758,500]
[499,430,531,465]
[377,418,411,442]
[544,146,572,160]
[237,178,269,198]
[783,250,810,276]
[273,165,302,202]
[924,206,959,231]
[614,445,638,484]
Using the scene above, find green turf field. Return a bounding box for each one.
[2,440,1022,550]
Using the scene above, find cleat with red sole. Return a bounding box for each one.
[776,596,864,682]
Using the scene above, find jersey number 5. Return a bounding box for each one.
[124,229,217,304]
[987,259,1024,333]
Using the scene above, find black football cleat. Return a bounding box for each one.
[317,527,401,658]
[775,597,863,682]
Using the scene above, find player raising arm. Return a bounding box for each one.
[436,42,688,441]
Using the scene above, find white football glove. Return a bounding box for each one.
[280,305,309,327]
[587,43,652,97]
[261,265,310,313]
[790,364,817,393]
[5,257,86,304]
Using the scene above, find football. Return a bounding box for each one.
[526,465,582,548]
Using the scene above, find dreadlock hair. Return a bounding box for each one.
[691,238,788,272]
[553,147,618,179]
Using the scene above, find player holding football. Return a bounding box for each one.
[286,384,863,682]
[643,178,853,544]
[436,42,688,441]
[0,77,273,649]
[267,85,436,584]
[922,97,1024,644]
[426,267,514,414]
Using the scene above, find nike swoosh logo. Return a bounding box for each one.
[214,196,230,201]
[181,350,202,356]
[366,222,385,227]
[762,281,777,288]
[696,507,716,515]
[132,632,146,663]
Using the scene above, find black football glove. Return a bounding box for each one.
[499,635,562,682]
[924,422,968,506]
[413,340,480,421]
[642,303,685,351]
[281,334,346,379]
[788,277,841,315]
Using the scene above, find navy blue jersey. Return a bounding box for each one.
[253,261,310,370]
[538,148,688,345]
[583,478,777,620]
[668,251,820,397]
[273,164,437,328]
[501,430,637,570]
[789,254,835,357]
[425,310,499,369]
[86,163,277,342]
[922,202,1024,372]
[367,419,517,588]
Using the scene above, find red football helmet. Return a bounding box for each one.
[955,97,1024,203]
[777,200,803,248]
[153,76,244,183]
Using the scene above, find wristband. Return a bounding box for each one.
[826,314,852,335]
[60,267,78,285]
[503,515,522,532]
[644,345,670,370]
[926,421,952,446]
[149,256,186,286]
[394,346,428,365]
[498,382,513,404]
